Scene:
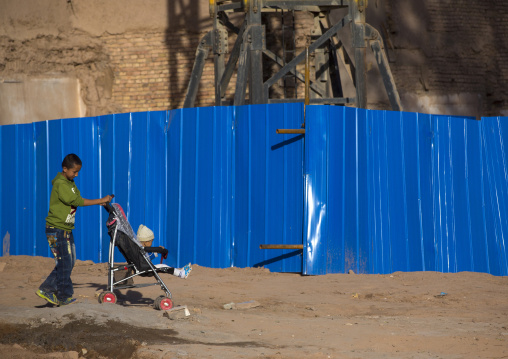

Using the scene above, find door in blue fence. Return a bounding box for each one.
[233,104,305,273]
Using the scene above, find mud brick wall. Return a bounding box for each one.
[2,1,506,118]
[427,1,508,113]
[102,11,314,112]
[103,31,216,111]
[379,0,508,115]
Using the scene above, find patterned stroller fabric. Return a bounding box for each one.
[106,203,151,272]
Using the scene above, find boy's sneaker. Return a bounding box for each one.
[58,297,78,306]
[36,290,59,305]
[179,263,192,279]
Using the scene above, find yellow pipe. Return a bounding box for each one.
[354,0,368,11]
[209,0,215,18]
[303,47,309,128]
[305,47,310,107]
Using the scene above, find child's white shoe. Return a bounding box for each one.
[177,263,192,279]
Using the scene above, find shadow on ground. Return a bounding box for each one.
[0,318,264,358]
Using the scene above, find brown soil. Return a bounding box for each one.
[0,255,507,358]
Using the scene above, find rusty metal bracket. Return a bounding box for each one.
[259,244,304,249]
[276,129,305,134]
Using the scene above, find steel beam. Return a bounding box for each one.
[183,31,212,108]
[247,0,265,104]
[262,49,326,96]
[269,97,354,104]
[264,14,351,91]
[366,24,402,111]
[313,13,331,98]
[186,0,403,111]
[349,0,367,109]
[328,42,344,98]
[213,23,228,106]
[220,21,248,99]
[234,42,250,106]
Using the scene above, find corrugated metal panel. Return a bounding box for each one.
[1,123,30,257]
[304,106,508,276]
[481,117,508,275]
[165,106,233,268]
[233,104,304,272]
[33,121,50,257]
[97,111,169,265]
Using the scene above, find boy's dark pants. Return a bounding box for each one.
[39,226,76,301]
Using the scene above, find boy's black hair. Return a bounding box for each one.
[62,153,82,169]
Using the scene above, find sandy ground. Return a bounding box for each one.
[0,255,507,359]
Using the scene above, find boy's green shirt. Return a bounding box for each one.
[46,172,85,230]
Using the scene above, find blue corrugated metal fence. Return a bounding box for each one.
[1,104,507,275]
[303,106,508,275]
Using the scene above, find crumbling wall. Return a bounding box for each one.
[0,0,507,125]
[369,0,508,116]
[0,32,120,119]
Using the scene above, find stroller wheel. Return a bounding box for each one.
[154,295,173,310]
[99,291,117,304]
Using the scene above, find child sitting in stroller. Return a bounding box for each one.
[137,224,192,279]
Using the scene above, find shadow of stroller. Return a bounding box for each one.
[116,290,155,307]
[77,282,155,307]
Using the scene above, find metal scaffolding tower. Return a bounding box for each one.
[183,0,402,111]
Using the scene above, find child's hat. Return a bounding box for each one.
[137,224,154,242]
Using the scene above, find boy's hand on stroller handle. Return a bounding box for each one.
[100,194,114,204]
[102,195,115,213]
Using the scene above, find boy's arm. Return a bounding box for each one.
[57,182,113,207]
[57,182,85,207]
[82,195,114,206]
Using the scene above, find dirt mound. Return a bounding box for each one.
[0,255,507,358]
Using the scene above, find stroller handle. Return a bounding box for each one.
[103,195,115,214]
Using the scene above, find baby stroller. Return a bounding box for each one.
[99,202,173,310]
